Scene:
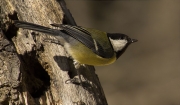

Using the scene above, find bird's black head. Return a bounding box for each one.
[107,33,137,59]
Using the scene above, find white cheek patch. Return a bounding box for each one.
[109,38,127,51]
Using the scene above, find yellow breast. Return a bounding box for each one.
[64,43,116,66]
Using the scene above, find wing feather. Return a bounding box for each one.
[60,25,109,58]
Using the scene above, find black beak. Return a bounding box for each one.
[128,38,138,43]
[131,39,138,43]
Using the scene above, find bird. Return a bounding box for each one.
[14,20,137,68]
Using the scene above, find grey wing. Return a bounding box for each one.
[58,24,110,58]
[15,21,112,58]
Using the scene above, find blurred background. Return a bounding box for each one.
[65,1,180,105]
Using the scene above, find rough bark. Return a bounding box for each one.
[0,0,108,105]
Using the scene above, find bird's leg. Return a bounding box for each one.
[65,60,83,86]
[73,60,83,85]
[73,60,81,69]
[43,38,84,86]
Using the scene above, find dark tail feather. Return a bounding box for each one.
[14,20,61,35]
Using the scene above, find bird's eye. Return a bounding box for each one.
[120,36,126,40]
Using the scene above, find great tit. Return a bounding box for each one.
[14,20,137,66]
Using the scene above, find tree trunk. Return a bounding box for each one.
[0,0,108,105]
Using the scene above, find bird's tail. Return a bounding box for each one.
[14,20,61,36]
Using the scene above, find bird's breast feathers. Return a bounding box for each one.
[64,42,116,66]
